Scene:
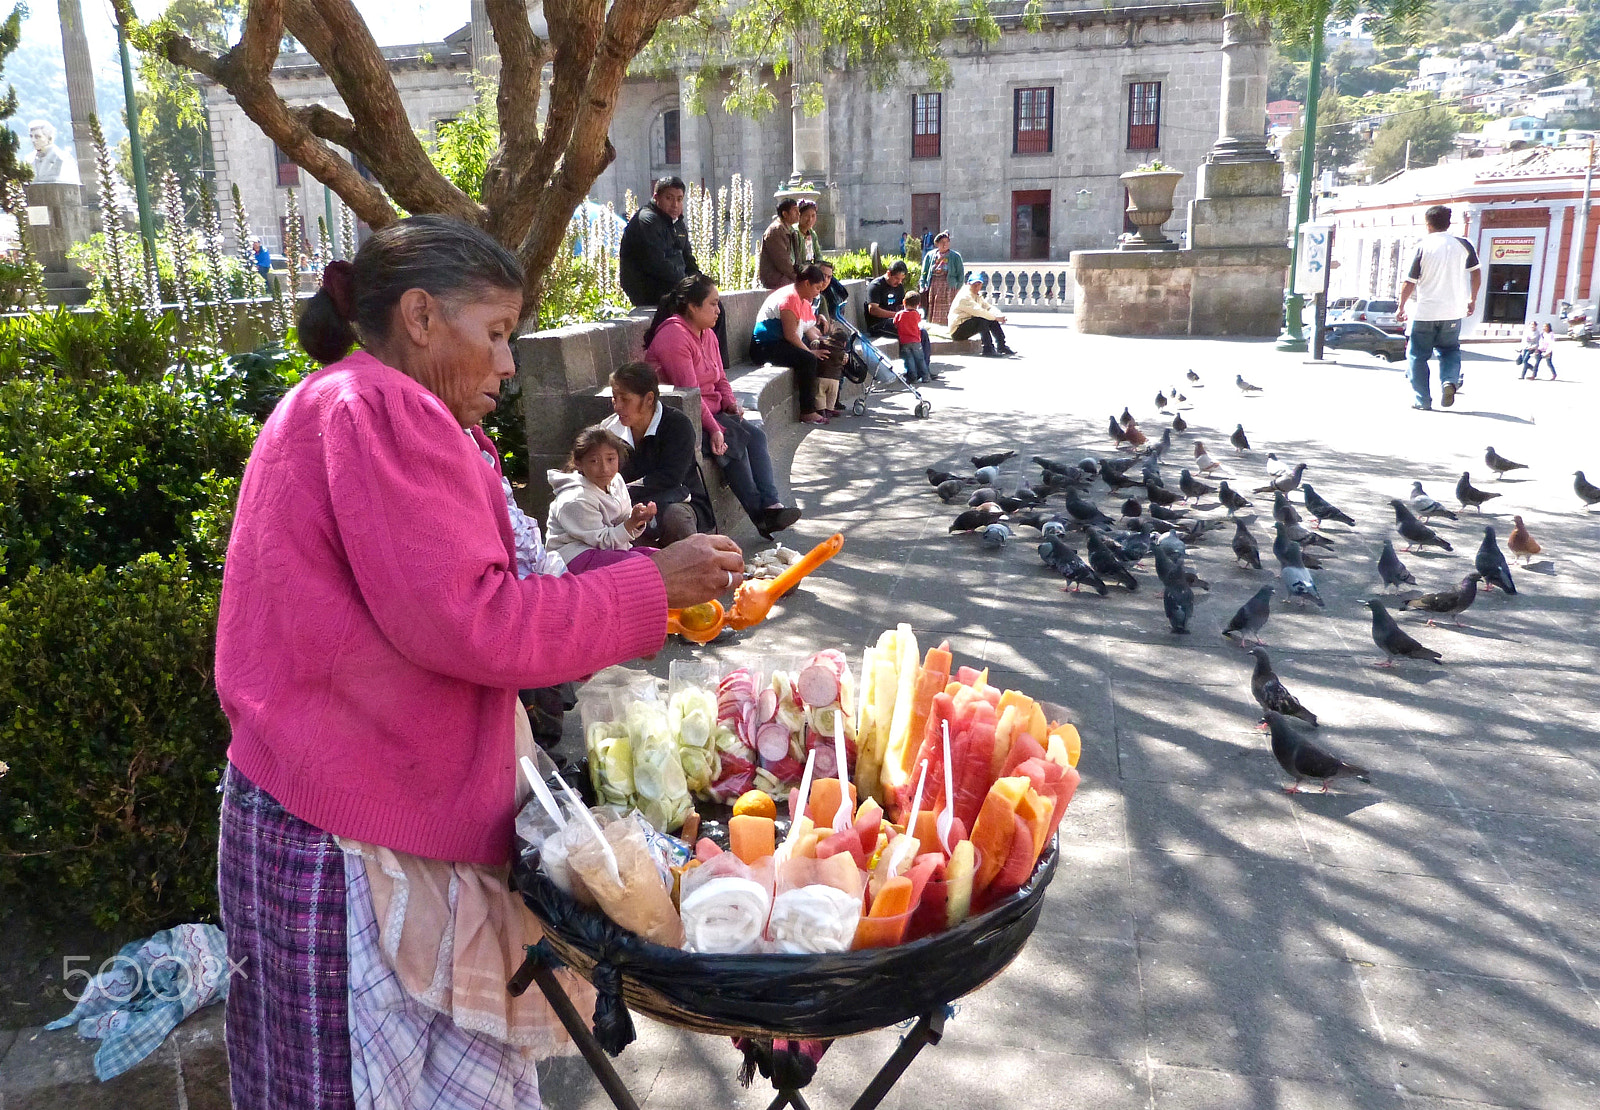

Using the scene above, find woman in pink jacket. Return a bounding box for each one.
[644,274,802,540]
[213,216,742,1110]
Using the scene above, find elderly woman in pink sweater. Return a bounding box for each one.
[213,216,742,1110]
[644,274,802,540]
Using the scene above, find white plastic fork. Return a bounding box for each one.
[936,719,955,855]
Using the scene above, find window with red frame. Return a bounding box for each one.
[1128,82,1162,150]
[273,144,299,188]
[1013,87,1053,154]
[912,93,942,159]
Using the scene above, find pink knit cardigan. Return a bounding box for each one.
[644,314,737,437]
[215,351,667,865]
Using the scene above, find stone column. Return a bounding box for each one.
[1208,13,1272,164]
[469,0,502,77]
[57,0,98,208]
[678,79,704,188]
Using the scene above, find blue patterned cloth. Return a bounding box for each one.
[46,923,230,1080]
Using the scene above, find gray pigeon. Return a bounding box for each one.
[1475,526,1516,594]
[1179,469,1215,502]
[1249,648,1318,727]
[974,465,1001,487]
[1377,540,1416,589]
[1456,471,1500,513]
[1218,481,1253,515]
[1158,550,1195,634]
[1223,586,1274,645]
[1255,462,1308,495]
[1366,599,1443,666]
[1274,523,1324,569]
[1281,518,1335,549]
[967,486,997,507]
[1272,490,1302,527]
[1230,424,1250,453]
[972,450,1015,469]
[1086,530,1138,591]
[937,479,965,502]
[1409,481,1458,521]
[1403,572,1481,626]
[1237,374,1263,394]
[982,523,1012,548]
[1302,484,1355,528]
[1279,541,1325,607]
[1484,446,1526,479]
[1233,521,1262,569]
[1390,500,1453,552]
[1577,471,1600,508]
[1264,711,1370,793]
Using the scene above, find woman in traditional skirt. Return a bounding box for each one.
[917,230,964,332]
[213,215,744,1110]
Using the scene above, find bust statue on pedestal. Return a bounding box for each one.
[28,120,81,186]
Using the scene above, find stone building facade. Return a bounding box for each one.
[203,2,1229,265]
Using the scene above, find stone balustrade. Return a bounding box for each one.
[962,261,1074,312]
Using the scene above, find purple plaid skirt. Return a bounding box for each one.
[219,762,356,1110]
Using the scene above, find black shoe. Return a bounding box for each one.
[981,349,1002,358]
[757,506,802,539]
[1441,383,1456,408]
[997,346,1018,356]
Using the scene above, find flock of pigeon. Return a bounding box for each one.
[927,368,1564,794]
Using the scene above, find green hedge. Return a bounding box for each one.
[0,307,178,386]
[0,553,227,928]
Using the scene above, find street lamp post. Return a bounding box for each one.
[1276,15,1326,352]
[115,16,157,264]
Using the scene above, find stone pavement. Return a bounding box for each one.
[540,321,1600,1109]
[8,323,1597,1109]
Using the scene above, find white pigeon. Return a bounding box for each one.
[1193,441,1221,474]
[1266,452,1288,480]
[1408,481,1458,521]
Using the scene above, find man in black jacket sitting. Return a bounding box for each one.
[864,261,931,364]
[620,175,728,362]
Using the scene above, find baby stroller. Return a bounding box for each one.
[828,296,932,419]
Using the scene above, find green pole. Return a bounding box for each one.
[116,18,157,260]
[324,182,339,260]
[1277,14,1326,352]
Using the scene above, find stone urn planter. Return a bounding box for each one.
[1118,168,1185,250]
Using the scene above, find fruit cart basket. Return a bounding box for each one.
[508,838,1059,1110]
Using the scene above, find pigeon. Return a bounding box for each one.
[1218,481,1253,516]
[1034,454,1079,476]
[1281,519,1335,549]
[1180,469,1215,502]
[1484,446,1526,479]
[1576,471,1600,508]
[1041,520,1068,537]
[1175,518,1226,545]
[1265,452,1288,480]
[1086,529,1139,591]
[1011,510,1047,531]
[1377,540,1416,589]
[1273,491,1302,527]
[967,486,997,507]
[1115,532,1156,564]
[971,450,1015,469]
[1264,711,1370,793]
[1230,424,1250,454]
[1039,537,1107,595]
[1120,407,1135,428]
[1173,413,1188,433]
[1155,391,1168,411]
[998,495,1037,513]
[1255,462,1308,495]
[1232,520,1262,569]
[1121,497,1143,519]
[1408,481,1458,521]
[1455,471,1499,513]
[1141,457,1164,487]
[974,465,1000,487]
[1279,541,1325,607]
[1149,502,1188,522]
[1193,441,1220,473]
[1366,599,1443,666]
[1508,515,1541,563]
[982,523,1012,549]
[928,467,971,487]
[1475,526,1516,594]
[1390,500,1453,552]
[1249,648,1318,727]
[1176,392,1188,404]
[1107,416,1129,446]
[1187,369,1202,384]
[1302,484,1355,528]
[1145,479,1181,508]
[1148,427,1172,460]
[1103,465,1146,491]
[1064,492,1112,528]
[1223,586,1274,645]
[1155,532,1187,563]
[1273,523,1323,570]
[1123,420,1149,448]
[1237,374,1263,394]
[936,479,965,502]
[950,508,1004,533]
[1403,572,1481,625]
[1161,566,1195,633]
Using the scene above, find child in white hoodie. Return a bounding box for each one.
[546,425,658,573]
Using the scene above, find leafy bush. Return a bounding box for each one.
[0,374,257,585]
[68,230,256,310]
[829,249,919,285]
[0,552,227,928]
[176,336,315,422]
[0,306,180,385]
[0,256,41,311]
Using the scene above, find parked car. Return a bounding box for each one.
[1349,298,1401,332]
[1326,296,1360,321]
[1322,321,1407,363]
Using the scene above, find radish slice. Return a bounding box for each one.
[796,665,840,708]
[758,688,778,722]
[757,722,791,761]
[742,704,759,742]
[811,743,837,777]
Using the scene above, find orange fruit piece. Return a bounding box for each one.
[678,602,721,632]
[732,789,777,820]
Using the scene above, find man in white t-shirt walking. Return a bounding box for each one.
[1396,205,1481,410]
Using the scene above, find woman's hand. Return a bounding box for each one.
[731,401,745,417]
[655,534,746,608]
[629,501,658,528]
[709,428,728,456]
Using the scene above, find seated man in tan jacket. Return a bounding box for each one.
[948,276,1015,358]
[758,198,801,289]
